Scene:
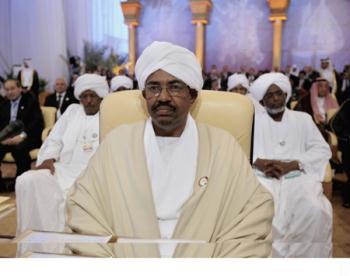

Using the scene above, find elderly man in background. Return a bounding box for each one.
[250,72,333,257]
[67,41,273,258]
[44,78,79,119]
[110,75,134,92]
[16,74,109,236]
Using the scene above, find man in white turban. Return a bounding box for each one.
[66,41,273,258]
[228,73,265,114]
[15,74,109,254]
[110,75,134,92]
[250,72,332,257]
[227,73,250,95]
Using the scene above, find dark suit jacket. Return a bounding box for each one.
[44,89,79,115]
[336,79,350,105]
[330,99,350,152]
[220,71,232,91]
[0,93,44,149]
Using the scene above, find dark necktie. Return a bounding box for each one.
[57,95,62,109]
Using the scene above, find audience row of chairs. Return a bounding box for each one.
[2,91,337,200]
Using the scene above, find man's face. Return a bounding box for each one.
[4,80,22,100]
[55,79,67,94]
[230,84,247,95]
[262,84,287,112]
[142,69,197,137]
[321,61,329,70]
[317,80,329,97]
[79,90,102,115]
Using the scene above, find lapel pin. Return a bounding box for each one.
[199,176,208,187]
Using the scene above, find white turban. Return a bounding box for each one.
[74,74,109,99]
[110,75,133,91]
[250,72,292,102]
[135,41,203,91]
[227,73,249,91]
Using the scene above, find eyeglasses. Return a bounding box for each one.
[263,90,285,100]
[144,82,188,99]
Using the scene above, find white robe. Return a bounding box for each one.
[144,115,198,257]
[253,109,332,257]
[15,104,99,253]
[21,68,34,88]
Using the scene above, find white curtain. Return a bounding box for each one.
[0,0,12,77]
[63,0,93,59]
[0,0,127,89]
[9,0,68,88]
[63,0,128,58]
[90,0,128,55]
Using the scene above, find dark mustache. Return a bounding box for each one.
[152,102,176,112]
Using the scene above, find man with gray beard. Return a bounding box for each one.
[250,73,333,258]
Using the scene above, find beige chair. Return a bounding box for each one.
[290,100,298,110]
[100,90,254,160]
[320,108,342,199]
[2,106,57,163]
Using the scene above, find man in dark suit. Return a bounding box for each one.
[44,78,79,118]
[0,79,44,180]
[336,69,350,105]
[330,99,350,208]
[219,65,232,91]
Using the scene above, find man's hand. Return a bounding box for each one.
[275,160,299,176]
[0,135,24,146]
[35,159,56,175]
[254,159,299,179]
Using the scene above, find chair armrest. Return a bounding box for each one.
[328,131,338,147]
[41,127,52,141]
[323,163,333,183]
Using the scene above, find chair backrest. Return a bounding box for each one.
[100,90,254,160]
[40,106,57,128]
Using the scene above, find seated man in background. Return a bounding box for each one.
[16,74,108,236]
[110,75,134,92]
[250,72,333,257]
[310,78,339,140]
[227,73,249,95]
[0,79,43,184]
[227,73,265,114]
[44,77,79,119]
[310,78,339,125]
[67,41,273,258]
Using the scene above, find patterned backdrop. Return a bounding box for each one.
[136,0,350,72]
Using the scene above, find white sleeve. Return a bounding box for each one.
[36,104,79,166]
[298,114,331,181]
